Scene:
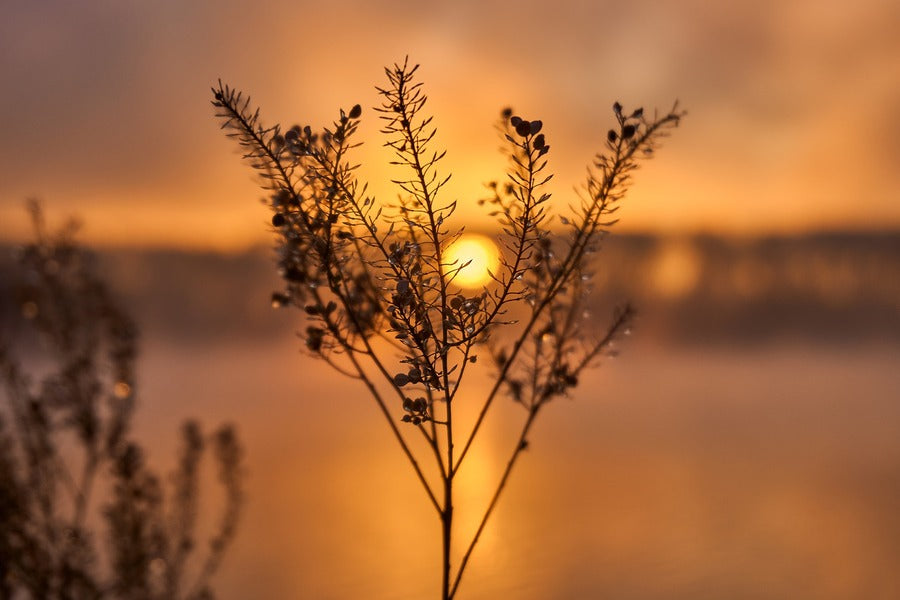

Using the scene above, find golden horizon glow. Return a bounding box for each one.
[649,239,702,299]
[1,1,898,251]
[444,234,501,289]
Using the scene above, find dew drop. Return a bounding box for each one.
[113,381,132,399]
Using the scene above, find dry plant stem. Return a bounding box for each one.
[448,110,673,591]
[309,176,445,513]
[345,337,442,513]
[453,111,678,476]
[1,204,244,599]
[450,404,539,599]
[215,89,443,511]
[213,60,681,600]
[403,94,453,600]
[448,303,633,597]
[385,63,456,599]
[315,277,443,511]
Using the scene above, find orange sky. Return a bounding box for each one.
[1,0,898,250]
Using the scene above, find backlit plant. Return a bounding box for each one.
[213,58,682,599]
[0,203,244,600]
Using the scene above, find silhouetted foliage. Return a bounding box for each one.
[214,58,682,599]
[0,203,244,600]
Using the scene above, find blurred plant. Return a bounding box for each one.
[0,202,244,600]
[213,58,681,599]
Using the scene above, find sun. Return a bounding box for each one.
[444,233,501,289]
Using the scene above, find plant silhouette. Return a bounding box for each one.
[0,203,244,600]
[214,58,682,599]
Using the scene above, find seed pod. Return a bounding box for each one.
[515,121,531,137]
[529,120,543,135]
[349,104,362,119]
[613,101,623,115]
[305,327,324,351]
[284,266,305,283]
[622,124,636,139]
[510,116,522,127]
[272,213,286,227]
[607,129,618,143]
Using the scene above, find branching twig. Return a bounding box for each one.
[214,60,682,600]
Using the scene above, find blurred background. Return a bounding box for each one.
[1,0,898,598]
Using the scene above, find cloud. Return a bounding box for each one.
[1,0,898,247]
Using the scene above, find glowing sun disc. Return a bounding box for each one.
[444,234,501,288]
